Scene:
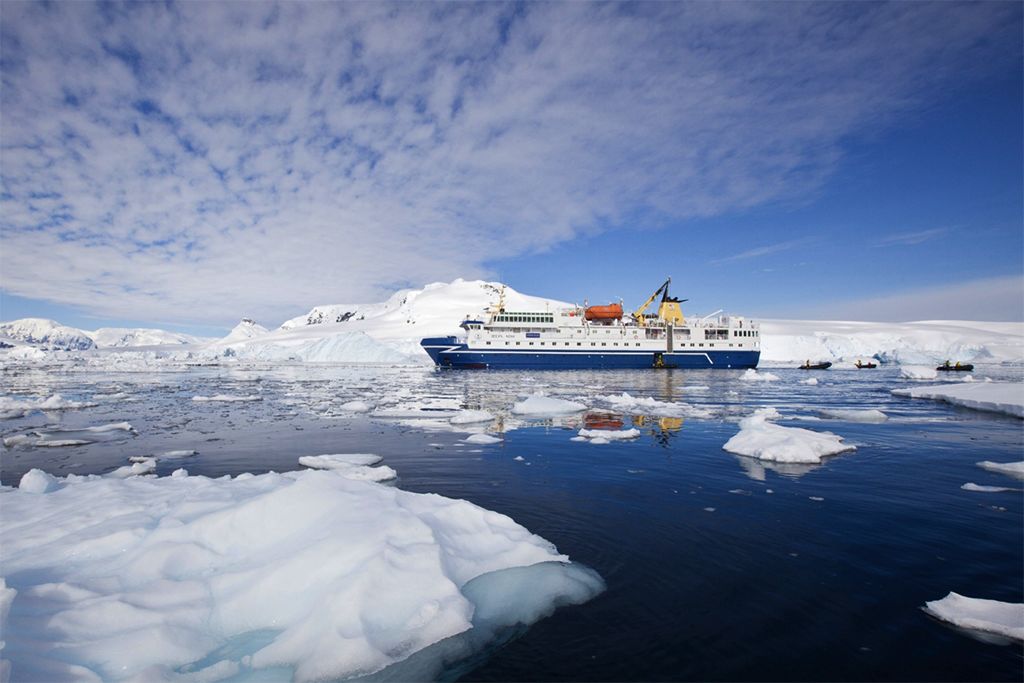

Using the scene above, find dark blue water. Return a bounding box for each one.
[1,363,1021,680]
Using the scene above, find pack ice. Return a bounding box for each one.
[892,382,1024,418]
[1,468,604,681]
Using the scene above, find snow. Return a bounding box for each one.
[892,382,1024,418]
[0,318,95,350]
[723,413,856,464]
[511,394,587,416]
[464,433,502,444]
[577,428,640,441]
[760,319,1023,365]
[192,394,262,402]
[90,327,208,347]
[450,410,496,425]
[18,469,61,493]
[976,461,1024,480]
[1,468,603,681]
[819,409,888,422]
[900,365,939,380]
[923,592,1024,641]
[961,483,1018,493]
[740,369,779,382]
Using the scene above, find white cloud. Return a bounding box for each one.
[0,2,1018,325]
[876,228,949,247]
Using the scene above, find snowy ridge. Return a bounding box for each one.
[760,319,1023,365]
[0,318,95,350]
[90,327,208,347]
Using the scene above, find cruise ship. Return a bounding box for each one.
[421,279,760,369]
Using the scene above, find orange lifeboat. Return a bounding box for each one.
[585,303,623,320]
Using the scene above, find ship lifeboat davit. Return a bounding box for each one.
[585,303,623,320]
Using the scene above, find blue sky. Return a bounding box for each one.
[1,1,1021,335]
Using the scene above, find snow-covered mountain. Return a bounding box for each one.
[2,280,1022,365]
[0,318,96,350]
[90,327,209,348]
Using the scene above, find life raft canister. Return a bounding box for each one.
[585,303,623,320]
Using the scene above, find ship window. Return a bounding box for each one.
[699,343,704,347]
[529,342,534,346]
[601,342,607,347]
[577,342,582,346]
[486,341,491,345]
[636,343,640,347]
[739,343,743,347]
[516,341,521,345]
[539,342,545,346]
[613,342,618,346]
[591,343,596,347]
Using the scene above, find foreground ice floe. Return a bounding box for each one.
[923,592,1024,641]
[976,460,1024,480]
[892,383,1024,418]
[2,467,604,682]
[723,412,856,464]
[298,454,397,481]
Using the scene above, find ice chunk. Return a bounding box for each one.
[893,383,1023,418]
[961,483,1019,493]
[753,406,782,420]
[511,394,587,416]
[723,414,855,464]
[464,433,502,445]
[923,592,1023,641]
[596,392,713,419]
[0,469,598,681]
[298,454,396,481]
[339,400,372,412]
[900,365,939,380]
[740,369,779,382]
[192,394,262,402]
[577,428,640,441]
[298,454,383,468]
[18,469,61,493]
[976,461,1024,480]
[819,409,888,423]
[450,410,495,425]
[799,377,818,385]
[161,449,199,459]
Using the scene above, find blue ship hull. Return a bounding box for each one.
[421,337,759,369]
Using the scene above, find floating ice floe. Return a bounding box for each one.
[2,468,604,681]
[976,460,1024,480]
[3,422,137,449]
[161,449,199,458]
[298,454,396,481]
[723,413,855,464]
[961,483,1019,493]
[511,393,587,416]
[740,369,780,382]
[577,428,640,442]
[899,365,939,380]
[464,433,502,445]
[192,394,262,402]
[799,377,818,386]
[923,592,1024,641]
[339,400,373,412]
[0,393,97,419]
[596,392,713,419]
[892,383,1024,418]
[818,408,888,423]
[107,457,157,478]
[450,410,496,425]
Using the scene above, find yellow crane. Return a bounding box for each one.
[631,277,687,327]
